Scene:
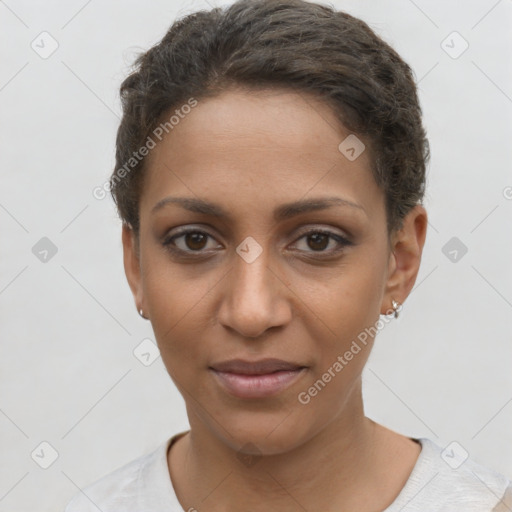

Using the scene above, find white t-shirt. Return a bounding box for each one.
[63,431,512,512]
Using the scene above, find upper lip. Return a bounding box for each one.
[210,358,306,375]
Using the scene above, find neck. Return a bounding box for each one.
[168,382,402,512]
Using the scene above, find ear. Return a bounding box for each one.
[122,223,144,313]
[381,205,428,315]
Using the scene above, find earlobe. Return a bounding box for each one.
[381,205,428,315]
[121,224,144,313]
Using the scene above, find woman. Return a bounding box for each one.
[64,0,512,510]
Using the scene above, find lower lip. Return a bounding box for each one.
[210,368,307,399]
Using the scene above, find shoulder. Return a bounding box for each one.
[62,435,177,512]
[62,453,146,512]
[387,437,512,512]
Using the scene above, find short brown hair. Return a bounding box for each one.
[111,0,429,237]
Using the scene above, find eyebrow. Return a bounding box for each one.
[151,196,366,221]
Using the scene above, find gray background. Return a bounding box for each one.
[1,0,511,510]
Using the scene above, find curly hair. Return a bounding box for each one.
[110,0,429,239]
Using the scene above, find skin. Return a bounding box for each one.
[123,88,428,511]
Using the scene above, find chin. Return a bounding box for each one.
[212,412,311,456]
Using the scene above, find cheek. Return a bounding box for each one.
[296,273,380,415]
[301,254,387,338]
[296,252,387,399]
[141,258,212,376]
[150,308,208,397]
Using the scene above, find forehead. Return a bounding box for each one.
[140,88,384,221]
[150,88,356,158]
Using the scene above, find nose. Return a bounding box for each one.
[217,246,292,339]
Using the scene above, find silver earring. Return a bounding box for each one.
[138,308,147,320]
[391,299,401,319]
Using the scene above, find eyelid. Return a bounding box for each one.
[289,228,353,255]
[163,226,222,251]
[293,224,351,240]
[163,224,353,256]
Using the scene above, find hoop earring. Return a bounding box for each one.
[391,299,401,319]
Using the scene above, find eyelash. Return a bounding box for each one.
[162,227,353,258]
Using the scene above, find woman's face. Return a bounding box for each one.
[124,88,408,454]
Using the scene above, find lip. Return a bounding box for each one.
[209,358,307,399]
[210,358,305,374]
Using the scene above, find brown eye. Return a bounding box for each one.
[163,229,221,254]
[307,233,329,251]
[184,232,208,250]
[292,229,353,255]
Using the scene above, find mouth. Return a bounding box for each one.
[209,358,308,399]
